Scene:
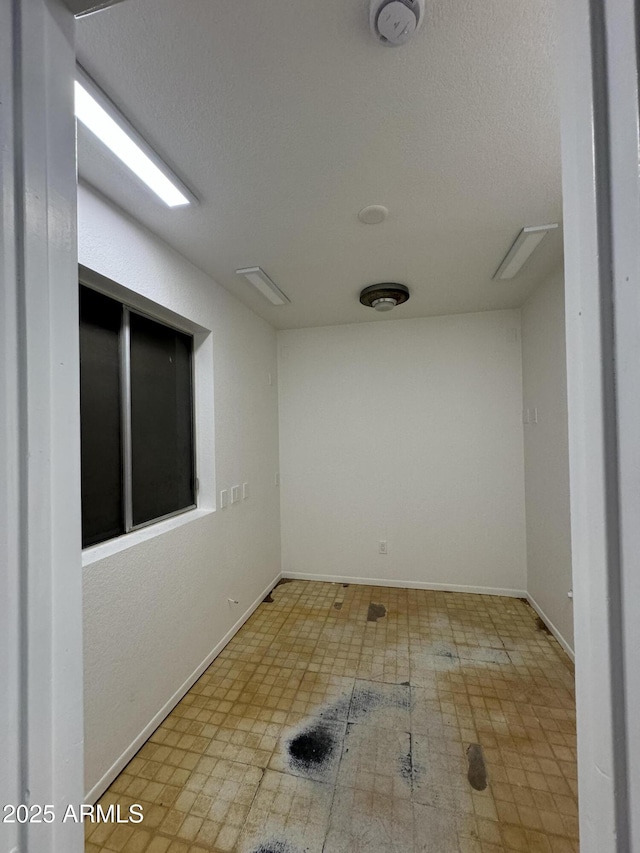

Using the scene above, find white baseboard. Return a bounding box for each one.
[86,571,282,804]
[283,571,526,599]
[526,593,575,662]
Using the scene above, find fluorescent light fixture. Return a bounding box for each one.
[236,267,291,306]
[74,66,194,208]
[493,224,558,280]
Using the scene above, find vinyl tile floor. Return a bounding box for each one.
[85,580,578,853]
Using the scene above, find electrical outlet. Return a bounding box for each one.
[220,489,228,509]
[242,482,249,500]
[231,485,241,504]
[379,540,388,555]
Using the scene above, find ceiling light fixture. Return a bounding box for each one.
[360,282,410,312]
[74,66,194,208]
[493,224,558,280]
[236,267,291,306]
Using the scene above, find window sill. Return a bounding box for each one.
[82,507,215,568]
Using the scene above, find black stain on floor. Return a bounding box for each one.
[466,743,488,791]
[398,751,412,780]
[349,684,384,718]
[288,723,337,774]
[399,733,414,785]
[535,616,552,635]
[334,601,343,610]
[309,692,352,724]
[349,682,410,722]
[263,592,274,603]
[342,583,350,587]
[276,578,294,587]
[367,602,387,622]
[320,693,351,721]
[253,842,299,853]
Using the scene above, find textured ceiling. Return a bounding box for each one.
[76,0,562,329]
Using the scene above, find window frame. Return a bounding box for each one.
[119,302,198,534]
[79,273,208,551]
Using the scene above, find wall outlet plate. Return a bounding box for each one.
[231,485,241,504]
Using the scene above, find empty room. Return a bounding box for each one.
[74,2,575,851]
[9,0,639,852]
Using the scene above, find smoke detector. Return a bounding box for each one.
[370,0,425,47]
[359,283,410,312]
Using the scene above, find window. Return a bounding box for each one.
[80,285,196,548]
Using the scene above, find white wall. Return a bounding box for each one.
[278,311,527,594]
[78,185,281,799]
[521,268,574,653]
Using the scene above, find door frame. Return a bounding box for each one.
[559,0,639,849]
[1,1,83,850]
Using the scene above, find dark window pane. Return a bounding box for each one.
[80,286,124,547]
[129,312,194,526]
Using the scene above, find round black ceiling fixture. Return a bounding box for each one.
[359,282,410,312]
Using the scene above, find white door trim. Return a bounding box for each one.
[559,0,638,849]
[603,0,640,848]
[1,6,24,850]
[0,2,84,850]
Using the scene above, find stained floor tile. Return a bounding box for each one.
[348,680,411,730]
[86,580,578,853]
[236,770,333,853]
[268,717,346,784]
[324,788,414,853]
[285,671,354,723]
[336,723,413,799]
